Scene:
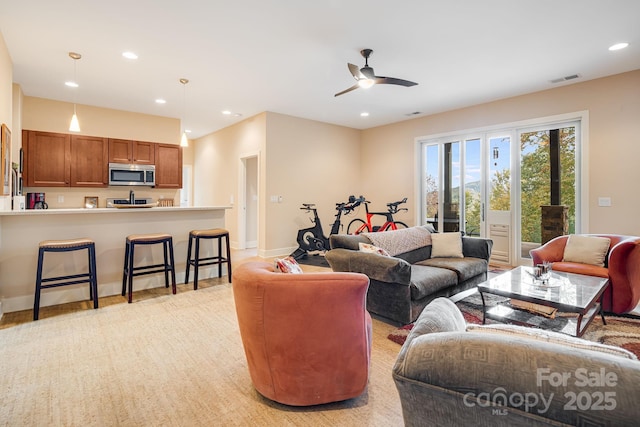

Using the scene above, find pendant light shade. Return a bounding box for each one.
[68,52,82,132]
[179,78,189,147]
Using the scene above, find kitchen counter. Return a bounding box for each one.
[0,206,231,314]
[0,206,230,216]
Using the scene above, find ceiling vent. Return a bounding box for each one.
[550,74,581,84]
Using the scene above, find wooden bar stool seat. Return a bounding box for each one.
[185,228,232,289]
[34,238,98,320]
[122,233,176,303]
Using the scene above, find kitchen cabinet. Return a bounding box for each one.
[24,130,70,187]
[154,143,182,188]
[108,139,155,164]
[24,131,109,188]
[70,135,109,187]
[24,130,182,189]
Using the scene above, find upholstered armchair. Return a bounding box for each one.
[530,234,640,314]
[393,298,640,426]
[232,261,372,406]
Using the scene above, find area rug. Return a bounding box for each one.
[387,291,640,358]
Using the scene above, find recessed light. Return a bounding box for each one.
[222,110,232,115]
[233,113,243,118]
[609,42,629,51]
[122,51,138,60]
[360,112,369,117]
[155,99,166,104]
[185,129,192,133]
[65,81,79,88]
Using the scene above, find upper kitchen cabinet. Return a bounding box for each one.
[70,135,109,187]
[155,143,182,189]
[24,130,70,187]
[108,139,155,164]
[24,131,109,188]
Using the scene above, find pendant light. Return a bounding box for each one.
[179,78,189,147]
[68,52,82,132]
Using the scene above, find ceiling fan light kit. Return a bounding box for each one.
[334,48,418,97]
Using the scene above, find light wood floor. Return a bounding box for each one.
[0,249,327,329]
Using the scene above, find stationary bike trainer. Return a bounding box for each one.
[290,196,363,260]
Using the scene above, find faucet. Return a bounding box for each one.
[129,190,135,205]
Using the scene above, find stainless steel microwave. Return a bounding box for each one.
[108,163,156,186]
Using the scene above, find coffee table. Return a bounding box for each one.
[477,266,609,337]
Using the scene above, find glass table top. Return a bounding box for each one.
[478,266,609,310]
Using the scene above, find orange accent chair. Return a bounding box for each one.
[530,234,640,314]
[232,261,372,406]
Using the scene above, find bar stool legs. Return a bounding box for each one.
[34,238,98,321]
[122,233,177,303]
[185,229,232,290]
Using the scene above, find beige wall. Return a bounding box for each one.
[23,96,180,143]
[361,70,640,236]
[264,112,361,256]
[0,32,13,210]
[193,112,362,256]
[193,113,267,250]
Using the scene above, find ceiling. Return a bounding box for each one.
[1,1,639,139]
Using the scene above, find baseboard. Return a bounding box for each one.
[259,246,298,259]
[0,266,228,314]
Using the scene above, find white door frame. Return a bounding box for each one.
[237,152,260,250]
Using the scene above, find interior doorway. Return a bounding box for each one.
[239,154,259,250]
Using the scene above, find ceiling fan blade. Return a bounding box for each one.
[334,84,360,97]
[348,63,364,80]
[374,76,418,87]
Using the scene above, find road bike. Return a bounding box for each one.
[347,197,408,234]
[290,195,365,259]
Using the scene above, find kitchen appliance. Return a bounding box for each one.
[108,163,155,186]
[106,197,154,207]
[26,192,48,209]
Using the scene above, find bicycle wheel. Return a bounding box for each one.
[347,219,369,235]
[392,221,408,230]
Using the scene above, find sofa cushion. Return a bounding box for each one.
[562,234,611,267]
[416,257,488,282]
[358,242,390,256]
[329,234,371,251]
[551,261,609,278]
[430,232,463,258]
[409,265,458,300]
[364,226,432,256]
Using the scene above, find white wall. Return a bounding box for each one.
[0,32,13,211]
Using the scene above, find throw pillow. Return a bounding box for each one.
[430,232,463,258]
[358,242,390,257]
[562,235,611,267]
[274,256,303,274]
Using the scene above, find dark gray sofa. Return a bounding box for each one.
[325,226,492,324]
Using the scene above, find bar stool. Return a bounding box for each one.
[34,238,98,321]
[122,233,176,303]
[185,228,232,290]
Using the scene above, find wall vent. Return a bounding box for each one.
[550,74,581,84]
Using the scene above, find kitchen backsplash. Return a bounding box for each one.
[23,186,180,209]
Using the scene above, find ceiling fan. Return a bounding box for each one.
[334,49,418,97]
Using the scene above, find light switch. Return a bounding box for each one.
[598,197,612,207]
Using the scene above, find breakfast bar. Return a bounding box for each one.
[0,206,230,313]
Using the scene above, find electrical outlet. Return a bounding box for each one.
[57,195,64,203]
[598,197,612,207]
